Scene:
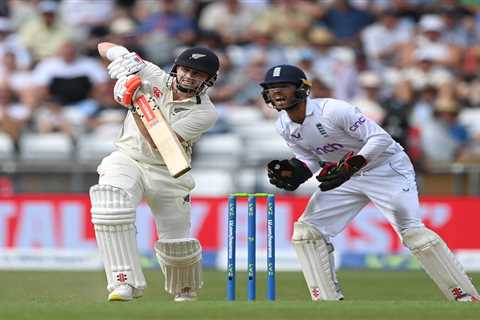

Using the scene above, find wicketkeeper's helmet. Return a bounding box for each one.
[260,65,312,107]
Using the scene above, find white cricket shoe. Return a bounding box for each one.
[456,294,478,302]
[174,288,197,302]
[108,284,134,302]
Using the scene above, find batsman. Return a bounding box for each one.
[262,64,479,302]
[90,42,219,302]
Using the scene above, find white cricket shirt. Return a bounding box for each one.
[115,62,218,165]
[276,98,404,174]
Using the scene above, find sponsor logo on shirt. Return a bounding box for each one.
[313,143,344,155]
[349,116,366,131]
[316,123,329,137]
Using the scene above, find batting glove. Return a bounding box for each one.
[108,52,146,79]
[113,75,142,108]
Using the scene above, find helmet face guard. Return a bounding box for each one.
[169,47,219,95]
[170,68,216,95]
[260,65,311,110]
[262,81,311,110]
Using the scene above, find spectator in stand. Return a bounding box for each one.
[310,77,332,99]
[208,51,248,105]
[420,98,471,162]
[317,0,374,46]
[59,0,114,30]
[227,24,288,69]
[295,49,317,81]
[253,0,314,47]
[198,0,259,45]
[439,7,477,49]
[306,27,357,100]
[87,79,126,139]
[399,14,461,68]
[135,0,196,67]
[382,79,415,150]
[31,40,108,135]
[108,17,145,58]
[0,17,31,70]
[399,48,453,93]
[361,9,414,71]
[351,71,385,124]
[410,85,437,128]
[231,52,267,106]
[0,80,31,143]
[18,0,73,62]
[309,27,336,78]
[0,50,33,96]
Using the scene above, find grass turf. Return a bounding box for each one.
[1,270,479,320]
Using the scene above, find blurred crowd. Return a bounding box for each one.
[1,0,480,171]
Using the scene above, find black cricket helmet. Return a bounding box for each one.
[260,64,311,109]
[170,47,220,95]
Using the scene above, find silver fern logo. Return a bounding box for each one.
[191,54,206,59]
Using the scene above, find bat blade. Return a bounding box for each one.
[134,92,191,178]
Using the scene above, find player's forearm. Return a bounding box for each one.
[357,133,394,162]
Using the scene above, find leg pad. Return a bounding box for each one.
[155,238,203,295]
[402,227,479,301]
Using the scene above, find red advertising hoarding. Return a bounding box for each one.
[0,195,478,270]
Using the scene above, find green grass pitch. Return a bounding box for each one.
[1,270,479,320]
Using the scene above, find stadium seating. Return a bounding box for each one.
[19,133,73,161]
[0,133,14,160]
[76,133,116,163]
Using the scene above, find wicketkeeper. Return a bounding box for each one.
[90,43,219,302]
[262,64,479,302]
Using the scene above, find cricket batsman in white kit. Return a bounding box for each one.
[261,64,479,302]
[90,43,219,302]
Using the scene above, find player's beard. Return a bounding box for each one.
[175,75,204,95]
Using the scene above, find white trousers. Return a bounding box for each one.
[97,151,195,239]
[299,152,423,240]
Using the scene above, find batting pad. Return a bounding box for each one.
[155,238,203,295]
[402,227,479,301]
[90,184,146,294]
[292,222,339,301]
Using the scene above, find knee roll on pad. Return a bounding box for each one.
[90,184,145,293]
[292,222,340,301]
[90,184,135,225]
[402,227,479,301]
[155,238,203,295]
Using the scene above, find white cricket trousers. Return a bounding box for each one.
[97,151,195,239]
[299,152,423,239]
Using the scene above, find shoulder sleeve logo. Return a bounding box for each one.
[153,86,162,98]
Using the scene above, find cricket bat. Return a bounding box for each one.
[98,42,191,178]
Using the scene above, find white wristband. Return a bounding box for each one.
[106,46,129,61]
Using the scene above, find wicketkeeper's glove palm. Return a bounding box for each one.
[267,158,312,191]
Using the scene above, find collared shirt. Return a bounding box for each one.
[276,98,403,174]
[115,62,218,165]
